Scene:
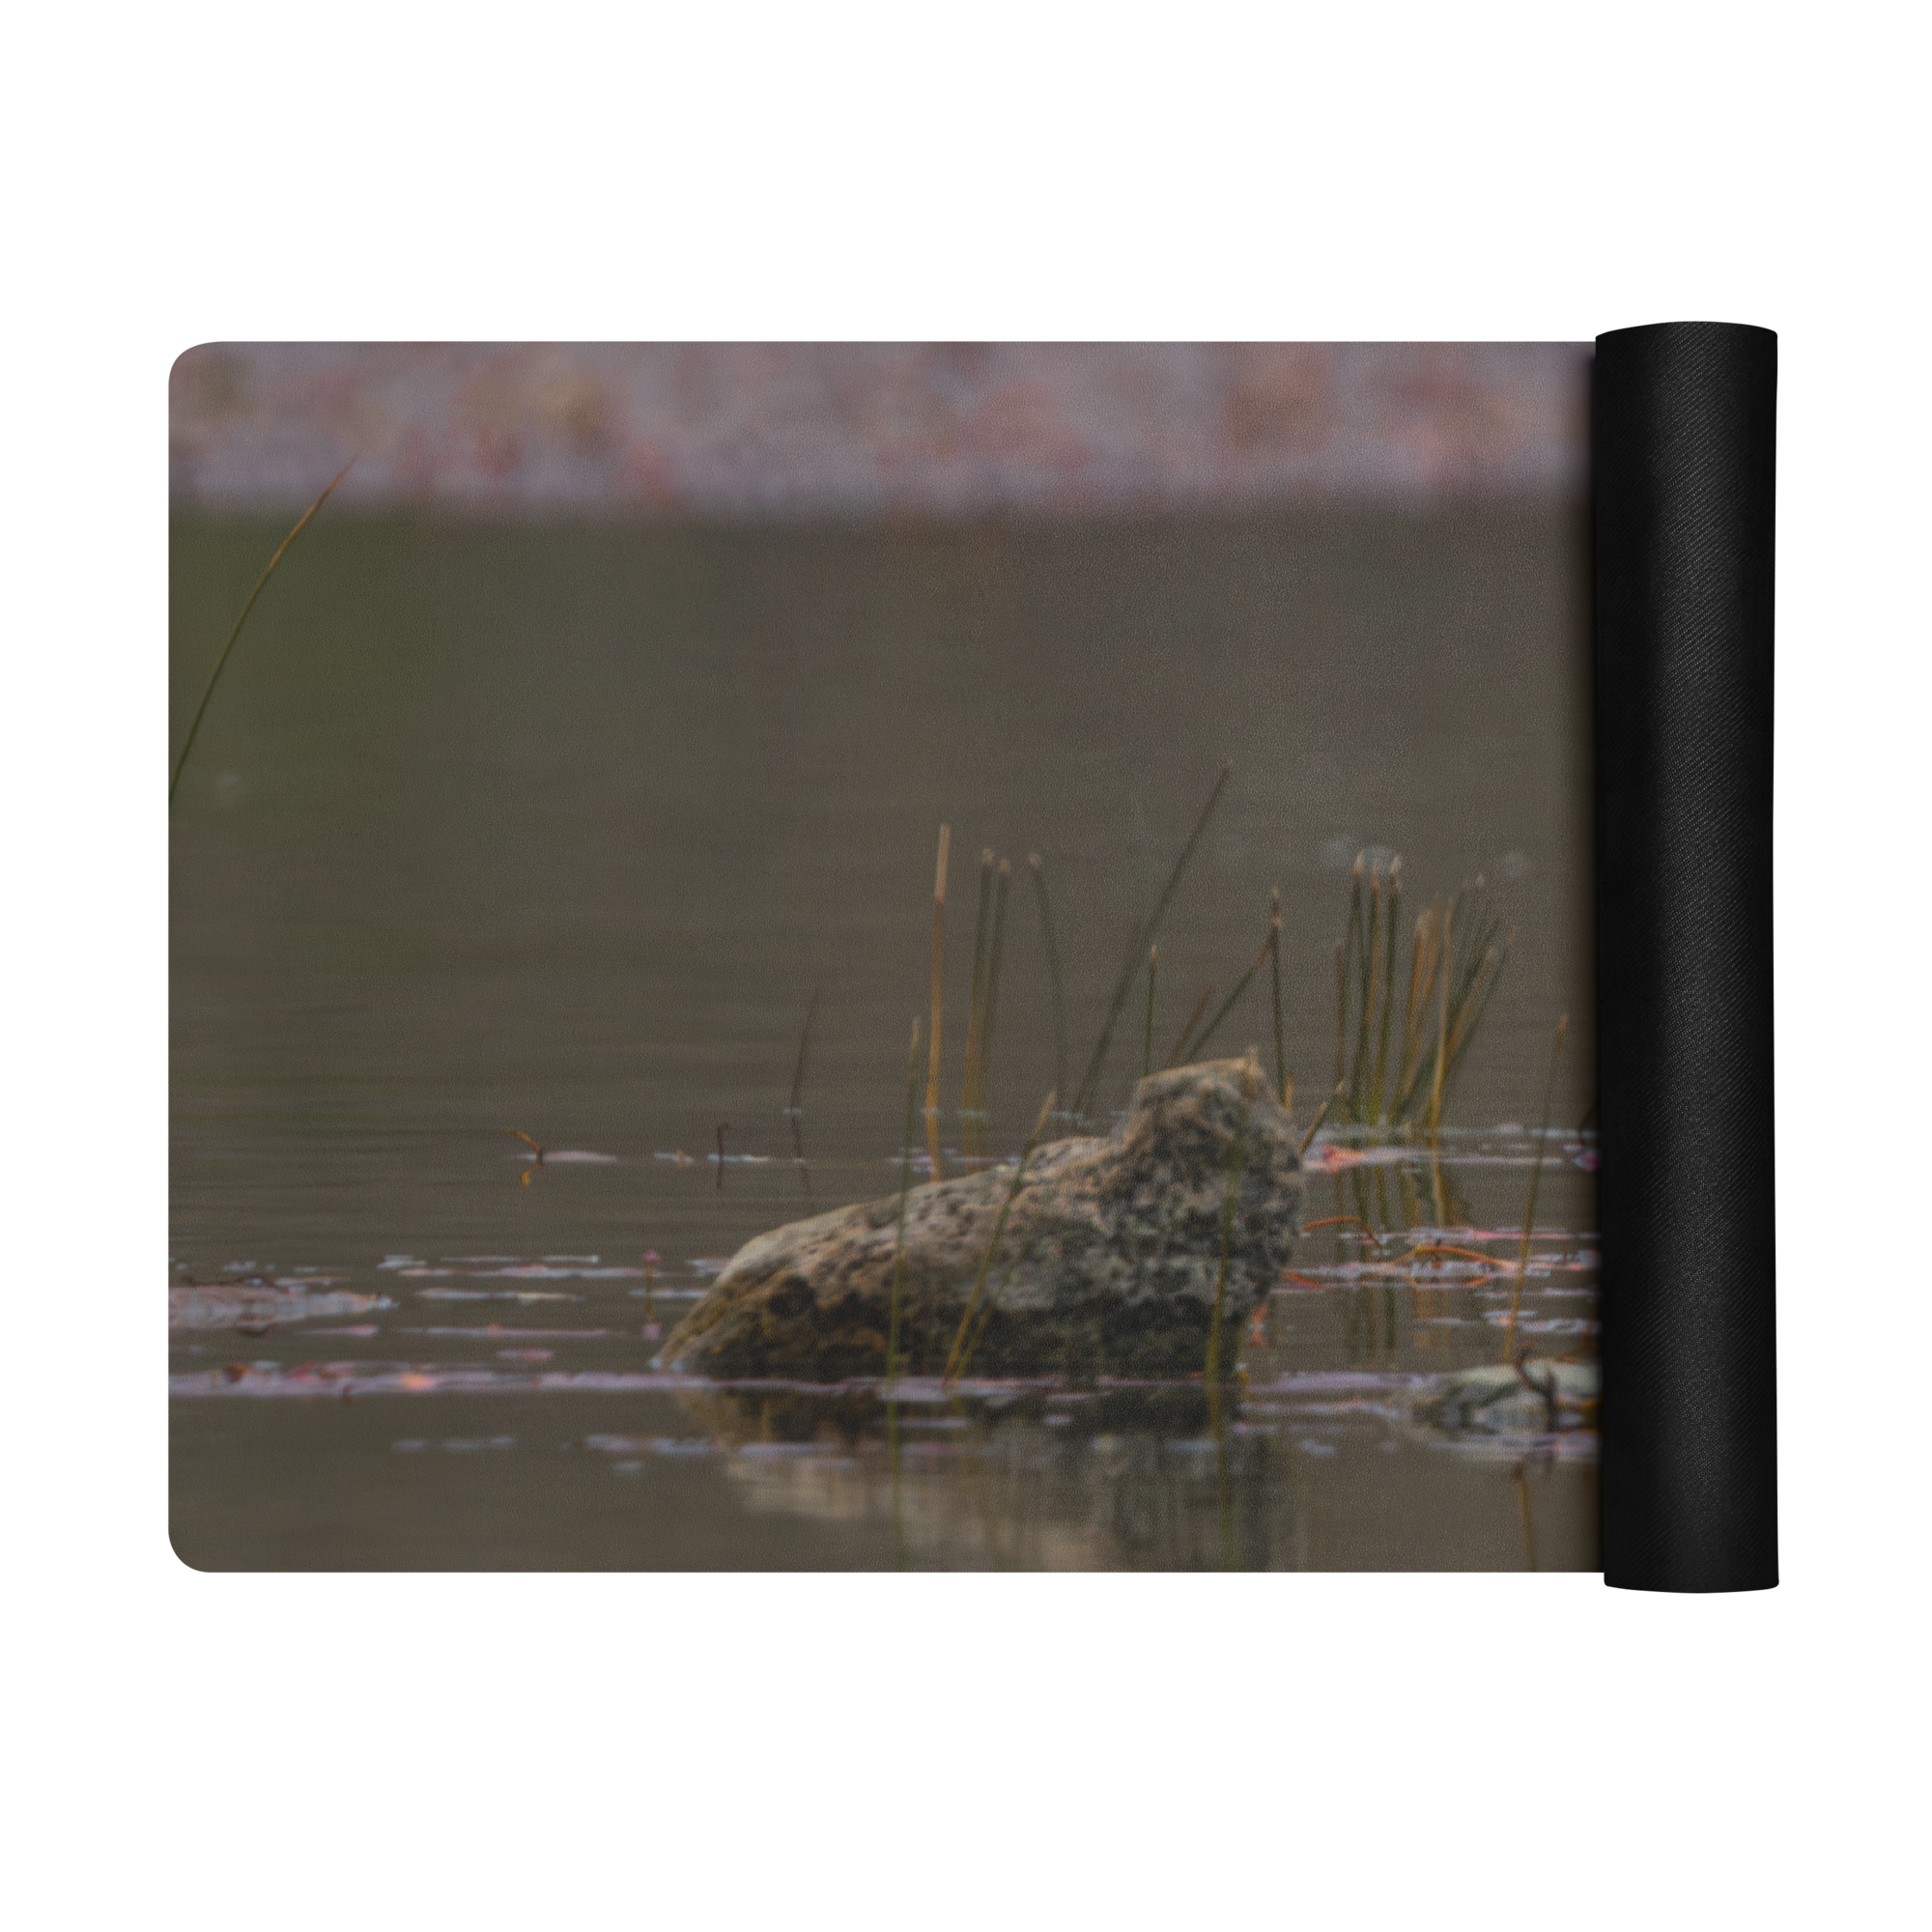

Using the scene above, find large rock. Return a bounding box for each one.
[659,1056,1301,1381]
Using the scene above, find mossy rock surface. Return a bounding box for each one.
[659,1057,1301,1381]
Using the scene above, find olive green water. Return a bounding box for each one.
[170,507,1600,1569]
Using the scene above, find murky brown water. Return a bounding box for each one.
[170,506,1598,1569]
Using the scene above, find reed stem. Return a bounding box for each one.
[1166,983,1215,1069]
[942,1091,1056,1386]
[926,826,950,1179]
[1071,762,1230,1122]
[1333,939,1347,1096]
[1026,855,1069,1120]
[960,850,995,1149]
[1396,907,1434,1112]
[1500,1017,1567,1364]
[1298,1085,1342,1159]
[1189,924,1273,1062]
[888,1018,923,1383]
[976,859,1011,1138]
[1370,860,1401,1118]
[787,985,820,1197]
[1268,889,1287,1107]
[1350,861,1378,1120]
[170,459,355,806]
[1429,900,1452,1135]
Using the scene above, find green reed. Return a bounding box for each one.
[954,1236,1037,1389]
[1329,852,1512,1131]
[960,850,995,1153]
[976,858,1012,1142]
[170,459,354,806]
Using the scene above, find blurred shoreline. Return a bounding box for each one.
[171,342,1589,522]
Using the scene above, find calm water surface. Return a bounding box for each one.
[170,508,1598,1569]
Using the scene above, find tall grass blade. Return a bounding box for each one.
[1026,855,1069,1119]
[170,458,355,806]
[1298,1084,1342,1158]
[958,1236,1037,1383]
[1429,898,1452,1134]
[942,1091,1055,1385]
[1071,761,1231,1122]
[1165,983,1215,1069]
[1268,888,1287,1106]
[977,859,1012,1135]
[1189,926,1274,1061]
[1333,938,1347,1097]
[1370,860,1401,1119]
[1395,906,1435,1112]
[1349,861,1379,1120]
[1440,938,1512,1106]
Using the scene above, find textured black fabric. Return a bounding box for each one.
[1594,323,1777,1591]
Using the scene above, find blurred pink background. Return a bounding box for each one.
[171,342,1587,520]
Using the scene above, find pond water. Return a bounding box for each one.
[170,507,1598,1569]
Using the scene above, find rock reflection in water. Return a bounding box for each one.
[681,1385,1274,1571]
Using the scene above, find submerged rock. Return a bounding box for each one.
[168,1284,392,1331]
[1412,1359,1601,1438]
[659,1056,1301,1381]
